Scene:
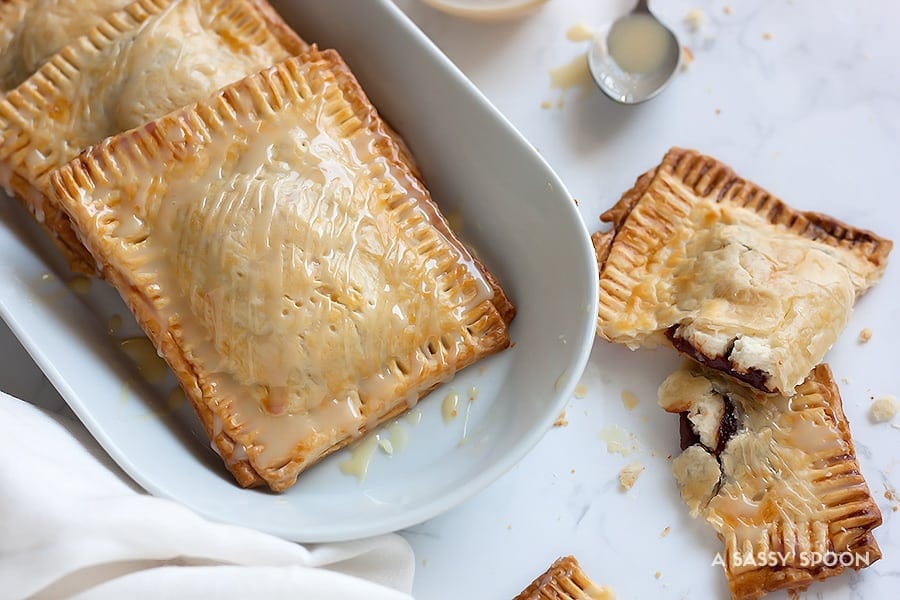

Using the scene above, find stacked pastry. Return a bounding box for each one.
[0,0,514,492]
[593,148,891,600]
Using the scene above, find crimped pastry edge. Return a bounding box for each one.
[51,50,511,491]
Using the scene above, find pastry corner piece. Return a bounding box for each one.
[659,361,882,600]
[50,50,512,491]
[593,147,892,394]
[515,556,614,600]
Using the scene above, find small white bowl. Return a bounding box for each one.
[418,0,550,20]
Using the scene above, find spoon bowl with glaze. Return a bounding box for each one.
[588,0,680,104]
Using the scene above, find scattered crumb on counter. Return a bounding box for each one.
[621,390,639,411]
[566,22,595,42]
[680,46,694,71]
[841,377,852,385]
[885,485,900,512]
[660,526,671,538]
[570,468,576,474]
[655,571,662,579]
[554,411,569,427]
[599,426,637,455]
[422,559,428,567]
[573,198,579,206]
[575,384,588,399]
[858,328,873,343]
[715,108,722,115]
[507,524,513,530]
[684,8,707,32]
[870,395,898,423]
[540,100,553,109]
[618,461,645,491]
[723,6,732,15]
[549,53,591,90]
[468,386,479,402]
[762,31,773,40]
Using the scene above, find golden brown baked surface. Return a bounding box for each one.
[0,0,305,274]
[593,148,892,394]
[660,362,882,600]
[514,556,613,600]
[51,50,512,491]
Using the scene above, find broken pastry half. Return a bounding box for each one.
[515,556,614,600]
[593,148,892,394]
[51,50,513,491]
[659,361,882,600]
[0,0,305,273]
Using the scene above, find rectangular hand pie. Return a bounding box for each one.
[659,361,882,600]
[593,148,892,394]
[515,556,613,600]
[51,51,513,491]
[0,0,305,273]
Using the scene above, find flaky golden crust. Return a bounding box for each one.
[593,147,892,394]
[661,363,882,600]
[245,0,307,55]
[594,148,892,289]
[515,556,609,600]
[0,0,306,276]
[52,50,512,491]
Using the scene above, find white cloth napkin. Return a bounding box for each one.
[0,392,415,599]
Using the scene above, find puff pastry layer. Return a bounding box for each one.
[515,556,613,600]
[660,362,882,600]
[51,51,512,491]
[593,148,892,394]
[0,0,305,273]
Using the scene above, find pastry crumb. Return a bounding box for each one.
[554,411,569,427]
[870,395,898,423]
[762,31,773,40]
[715,108,721,115]
[654,571,662,579]
[570,468,576,474]
[680,46,694,71]
[618,461,645,491]
[858,327,873,343]
[574,384,588,399]
[684,8,707,32]
[660,526,671,538]
[723,6,732,15]
[621,390,639,410]
[540,100,553,109]
[599,426,637,455]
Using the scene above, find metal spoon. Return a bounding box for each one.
[587,0,680,104]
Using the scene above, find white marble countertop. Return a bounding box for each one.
[2,0,898,598]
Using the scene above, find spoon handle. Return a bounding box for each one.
[634,0,651,14]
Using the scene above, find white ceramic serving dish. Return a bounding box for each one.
[0,0,598,542]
